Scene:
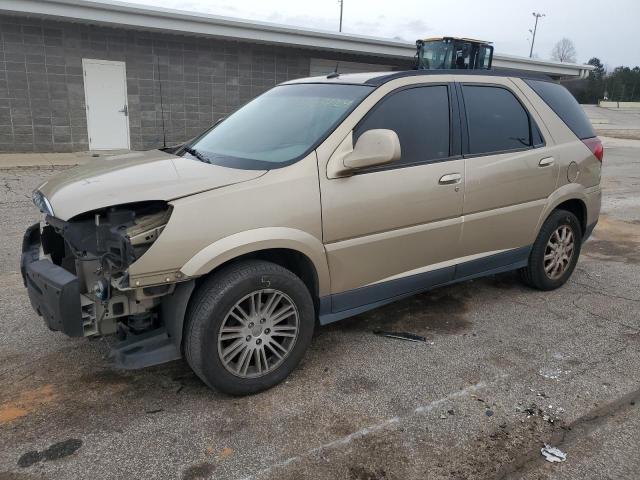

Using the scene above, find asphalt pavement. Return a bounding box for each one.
[0,137,638,480]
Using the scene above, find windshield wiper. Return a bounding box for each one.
[183,146,210,163]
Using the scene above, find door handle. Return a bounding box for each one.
[439,173,462,185]
[118,105,128,116]
[539,157,555,167]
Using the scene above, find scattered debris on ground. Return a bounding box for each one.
[516,401,564,424]
[539,367,571,380]
[373,330,429,343]
[541,444,567,463]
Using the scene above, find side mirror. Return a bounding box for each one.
[343,129,401,171]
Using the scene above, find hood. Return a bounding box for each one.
[37,150,266,220]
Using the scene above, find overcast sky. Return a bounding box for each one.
[128,0,639,69]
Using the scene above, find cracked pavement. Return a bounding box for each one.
[0,138,639,480]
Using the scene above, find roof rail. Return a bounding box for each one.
[365,69,553,86]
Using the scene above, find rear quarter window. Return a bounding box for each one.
[524,79,595,140]
[462,85,533,155]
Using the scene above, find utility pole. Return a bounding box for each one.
[338,0,344,32]
[529,12,545,58]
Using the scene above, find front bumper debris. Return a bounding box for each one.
[24,259,84,337]
[20,218,187,369]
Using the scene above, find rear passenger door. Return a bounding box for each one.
[457,79,558,272]
[320,83,464,307]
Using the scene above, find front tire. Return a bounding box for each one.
[520,209,582,291]
[184,260,315,395]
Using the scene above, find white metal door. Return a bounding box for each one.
[82,59,130,150]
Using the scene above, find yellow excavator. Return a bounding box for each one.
[415,37,494,70]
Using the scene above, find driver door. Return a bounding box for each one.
[319,82,464,313]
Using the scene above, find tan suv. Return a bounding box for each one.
[22,70,602,394]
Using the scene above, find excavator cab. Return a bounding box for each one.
[416,37,494,70]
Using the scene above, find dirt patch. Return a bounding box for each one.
[591,215,640,241]
[327,415,362,438]
[218,447,234,460]
[337,375,379,395]
[583,215,640,264]
[0,346,206,441]
[275,430,409,480]
[0,471,38,480]
[0,407,29,424]
[0,385,58,424]
[584,239,640,264]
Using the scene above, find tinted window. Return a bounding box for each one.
[354,86,450,166]
[463,86,532,155]
[190,83,373,170]
[533,123,544,147]
[525,79,595,140]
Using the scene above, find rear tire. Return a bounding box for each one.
[184,260,315,395]
[519,209,582,291]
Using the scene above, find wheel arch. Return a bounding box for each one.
[536,186,589,237]
[552,198,587,235]
[162,229,329,352]
[192,247,321,304]
[180,227,329,296]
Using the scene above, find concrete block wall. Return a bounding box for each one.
[0,14,408,153]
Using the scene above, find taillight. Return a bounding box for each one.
[582,137,604,162]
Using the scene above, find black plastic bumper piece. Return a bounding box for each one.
[20,222,41,287]
[109,328,181,369]
[25,259,84,337]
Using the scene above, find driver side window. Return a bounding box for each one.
[353,85,451,168]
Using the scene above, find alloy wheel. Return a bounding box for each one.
[543,225,575,280]
[217,289,299,378]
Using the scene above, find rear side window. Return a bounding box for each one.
[462,85,532,155]
[354,85,450,166]
[525,79,595,140]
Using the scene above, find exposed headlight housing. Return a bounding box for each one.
[32,190,54,216]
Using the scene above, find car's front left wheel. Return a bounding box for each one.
[184,260,315,395]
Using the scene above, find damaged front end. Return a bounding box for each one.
[21,198,183,363]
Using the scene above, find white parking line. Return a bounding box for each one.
[238,378,500,480]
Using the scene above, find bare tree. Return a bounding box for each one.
[551,38,577,63]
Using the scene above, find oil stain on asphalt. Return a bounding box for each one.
[17,439,82,468]
[181,462,216,480]
[328,288,473,338]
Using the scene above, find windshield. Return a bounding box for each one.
[188,83,374,169]
[419,41,453,70]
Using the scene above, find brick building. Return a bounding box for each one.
[1,0,593,153]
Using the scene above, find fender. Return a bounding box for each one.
[180,227,331,296]
[534,183,592,235]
